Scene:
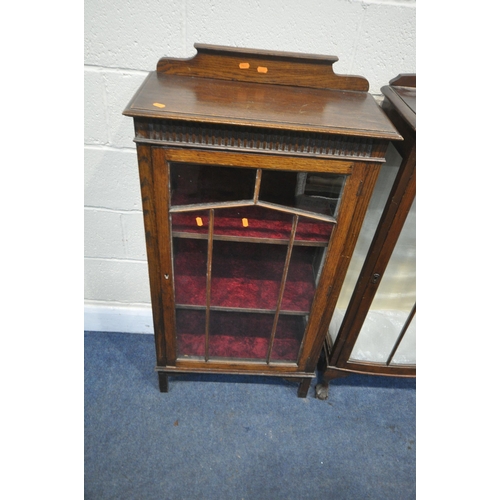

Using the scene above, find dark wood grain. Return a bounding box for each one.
[151,147,177,366]
[157,43,368,92]
[381,74,416,133]
[389,73,416,88]
[124,73,400,140]
[162,148,354,174]
[133,118,390,162]
[136,144,167,366]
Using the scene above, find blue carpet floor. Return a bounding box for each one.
[84,331,416,500]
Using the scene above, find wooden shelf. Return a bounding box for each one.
[171,206,333,246]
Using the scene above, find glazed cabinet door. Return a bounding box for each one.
[330,195,416,368]
[150,147,369,374]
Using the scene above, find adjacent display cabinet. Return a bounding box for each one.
[123,45,400,397]
[316,74,416,399]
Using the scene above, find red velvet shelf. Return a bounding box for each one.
[171,205,333,245]
[173,238,318,312]
[176,309,305,362]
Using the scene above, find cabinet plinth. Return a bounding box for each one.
[123,45,400,397]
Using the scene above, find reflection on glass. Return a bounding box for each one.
[390,313,416,365]
[329,144,401,343]
[349,197,416,363]
[170,163,256,206]
[260,170,346,218]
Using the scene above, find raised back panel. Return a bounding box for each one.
[156,44,369,92]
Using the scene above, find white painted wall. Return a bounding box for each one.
[84,0,416,333]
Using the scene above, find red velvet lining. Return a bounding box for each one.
[173,239,317,312]
[176,309,304,361]
[171,207,332,243]
[168,165,333,363]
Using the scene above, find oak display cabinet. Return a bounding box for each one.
[316,74,416,399]
[123,45,400,397]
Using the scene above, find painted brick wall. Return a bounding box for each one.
[84,0,415,331]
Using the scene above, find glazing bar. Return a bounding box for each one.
[205,209,215,362]
[170,200,255,213]
[386,303,416,366]
[253,169,262,203]
[266,215,299,363]
[257,201,336,223]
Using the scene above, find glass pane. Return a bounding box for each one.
[172,237,207,307]
[208,310,273,361]
[213,205,294,242]
[390,313,416,365]
[271,216,334,363]
[169,164,343,364]
[270,315,308,363]
[348,309,413,363]
[170,163,256,206]
[295,218,333,246]
[349,197,416,363]
[328,144,401,343]
[281,245,318,314]
[171,210,209,238]
[211,205,332,246]
[176,308,205,359]
[260,170,346,218]
[210,239,287,310]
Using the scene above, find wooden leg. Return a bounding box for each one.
[297,378,311,398]
[315,380,330,400]
[315,348,330,400]
[158,372,169,393]
[315,368,349,400]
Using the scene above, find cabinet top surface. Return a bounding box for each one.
[381,74,416,131]
[124,72,400,140]
[123,45,401,140]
